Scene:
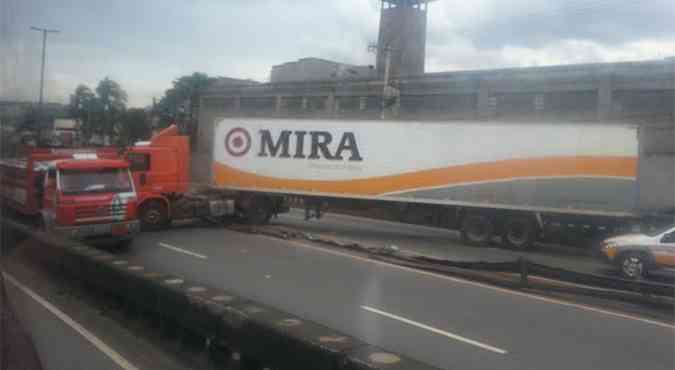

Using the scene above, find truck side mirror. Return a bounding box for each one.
[140,173,147,186]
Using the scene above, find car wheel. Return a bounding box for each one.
[619,252,647,280]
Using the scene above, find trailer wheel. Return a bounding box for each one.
[460,214,494,246]
[140,200,168,231]
[502,216,537,250]
[245,197,272,225]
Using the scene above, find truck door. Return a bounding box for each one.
[127,152,151,193]
[42,168,57,228]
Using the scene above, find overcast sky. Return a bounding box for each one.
[2,0,674,107]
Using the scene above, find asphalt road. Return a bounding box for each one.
[127,225,675,370]
[2,238,190,370]
[4,273,131,370]
[274,209,675,282]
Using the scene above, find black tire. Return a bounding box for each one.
[501,216,537,250]
[245,196,272,225]
[618,252,648,280]
[460,214,494,246]
[140,200,169,231]
[116,239,133,251]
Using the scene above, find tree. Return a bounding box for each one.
[155,72,214,129]
[95,77,128,137]
[116,108,151,146]
[69,84,96,140]
[155,87,180,128]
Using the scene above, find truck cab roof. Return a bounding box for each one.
[52,159,130,171]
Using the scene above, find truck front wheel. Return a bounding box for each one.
[140,200,169,231]
[116,239,133,251]
[244,196,272,225]
[460,214,494,246]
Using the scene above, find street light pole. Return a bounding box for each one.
[30,26,59,143]
[30,26,60,106]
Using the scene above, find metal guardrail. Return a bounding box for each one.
[406,254,675,298]
[1,219,440,370]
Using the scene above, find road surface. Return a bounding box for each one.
[126,225,675,370]
[3,273,134,370]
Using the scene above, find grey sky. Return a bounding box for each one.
[2,0,674,107]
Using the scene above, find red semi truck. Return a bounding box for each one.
[0,148,141,247]
[121,125,245,230]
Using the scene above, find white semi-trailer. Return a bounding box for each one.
[203,119,673,249]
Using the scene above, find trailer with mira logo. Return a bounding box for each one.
[204,118,673,249]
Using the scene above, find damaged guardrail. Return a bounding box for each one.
[2,219,441,370]
[232,225,675,302]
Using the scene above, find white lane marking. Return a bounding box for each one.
[279,238,675,330]
[362,305,508,355]
[3,272,140,370]
[158,242,207,259]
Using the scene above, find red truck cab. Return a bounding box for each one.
[1,148,140,247]
[123,125,239,229]
[124,125,191,228]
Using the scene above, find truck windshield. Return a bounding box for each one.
[59,168,133,195]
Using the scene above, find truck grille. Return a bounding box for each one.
[75,203,126,220]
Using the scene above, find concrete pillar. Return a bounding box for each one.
[476,79,491,119]
[597,74,613,122]
[233,96,241,113]
[325,93,335,115]
[275,95,283,113]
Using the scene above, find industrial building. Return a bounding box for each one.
[193,0,675,155]
[271,58,375,83]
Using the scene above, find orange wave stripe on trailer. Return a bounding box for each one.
[213,156,637,196]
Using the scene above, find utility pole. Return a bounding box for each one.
[30,27,60,105]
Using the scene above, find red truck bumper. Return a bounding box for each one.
[54,220,140,242]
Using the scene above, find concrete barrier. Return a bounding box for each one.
[2,219,441,370]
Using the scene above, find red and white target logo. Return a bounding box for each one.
[224,127,252,157]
